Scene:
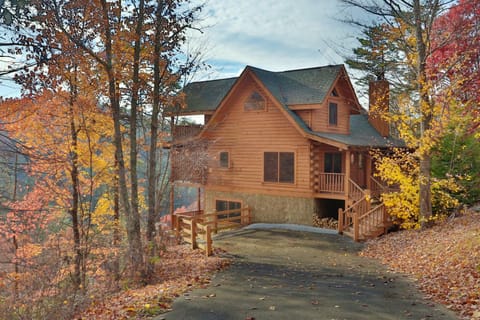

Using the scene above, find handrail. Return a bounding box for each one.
[175,206,251,256]
[357,203,386,239]
[338,195,368,234]
[348,178,365,202]
[316,173,345,193]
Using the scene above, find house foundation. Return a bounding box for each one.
[205,190,315,226]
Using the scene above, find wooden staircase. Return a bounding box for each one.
[338,178,391,241]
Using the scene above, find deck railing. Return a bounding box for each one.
[172,124,203,141]
[174,206,251,256]
[316,173,345,193]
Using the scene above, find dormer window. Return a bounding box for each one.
[244,91,265,111]
[329,102,338,126]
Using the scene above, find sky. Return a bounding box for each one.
[0,1,369,102]
[188,0,367,81]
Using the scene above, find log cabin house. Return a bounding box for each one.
[169,65,402,241]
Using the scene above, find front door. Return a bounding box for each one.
[324,152,342,173]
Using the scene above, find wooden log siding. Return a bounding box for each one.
[203,75,311,196]
[310,98,350,134]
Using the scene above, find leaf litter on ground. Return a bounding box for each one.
[77,245,229,319]
[361,207,480,319]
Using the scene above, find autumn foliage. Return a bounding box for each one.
[361,208,480,319]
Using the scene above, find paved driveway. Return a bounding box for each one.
[159,228,458,320]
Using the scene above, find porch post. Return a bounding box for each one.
[345,150,351,198]
[366,153,373,190]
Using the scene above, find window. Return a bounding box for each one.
[219,151,229,168]
[329,102,338,126]
[324,153,342,173]
[244,91,265,111]
[330,88,339,97]
[216,199,241,220]
[264,152,295,183]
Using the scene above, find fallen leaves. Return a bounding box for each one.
[361,209,480,319]
[77,245,229,319]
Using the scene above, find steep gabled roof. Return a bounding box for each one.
[181,65,351,114]
[247,65,343,105]
[183,77,237,114]
[184,64,402,149]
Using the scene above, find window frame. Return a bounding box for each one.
[215,199,242,220]
[328,102,338,126]
[244,91,266,111]
[219,151,230,169]
[263,151,295,184]
[324,152,342,173]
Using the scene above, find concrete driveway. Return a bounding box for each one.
[159,228,458,320]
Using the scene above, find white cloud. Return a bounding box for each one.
[188,0,367,80]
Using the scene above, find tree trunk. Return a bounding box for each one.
[146,1,165,281]
[413,0,434,226]
[100,0,144,277]
[68,92,82,288]
[129,0,146,281]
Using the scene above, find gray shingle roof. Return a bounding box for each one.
[309,115,404,148]
[183,77,237,114]
[183,65,403,148]
[249,65,342,105]
[182,65,343,114]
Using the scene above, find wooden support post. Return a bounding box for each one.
[345,150,351,197]
[175,216,180,240]
[354,210,359,241]
[246,206,251,224]
[205,225,212,257]
[170,183,175,230]
[197,187,201,212]
[213,210,218,234]
[191,221,197,249]
[338,208,343,234]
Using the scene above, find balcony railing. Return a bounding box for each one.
[172,124,203,142]
[315,173,345,193]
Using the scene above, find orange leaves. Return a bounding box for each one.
[77,244,229,319]
[361,209,480,319]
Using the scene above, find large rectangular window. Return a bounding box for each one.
[329,102,338,126]
[324,152,342,173]
[264,152,295,183]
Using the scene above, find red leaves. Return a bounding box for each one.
[361,209,480,319]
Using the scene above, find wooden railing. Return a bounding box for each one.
[317,173,345,193]
[358,204,388,239]
[338,195,370,241]
[172,124,203,141]
[348,179,365,203]
[174,206,251,256]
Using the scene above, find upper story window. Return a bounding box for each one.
[219,151,229,168]
[244,91,265,111]
[330,88,339,97]
[328,102,338,126]
[264,152,295,183]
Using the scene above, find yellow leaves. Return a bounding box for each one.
[17,243,43,260]
[373,148,461,229]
